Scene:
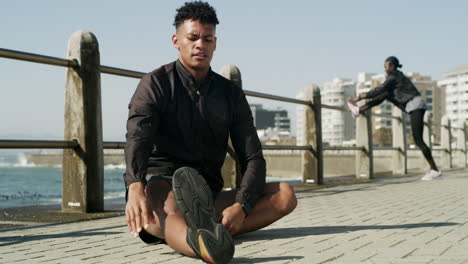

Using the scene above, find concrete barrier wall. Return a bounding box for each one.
[24,150,451,179]
[25,152,125,167]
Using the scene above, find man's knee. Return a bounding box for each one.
[274,182,297,216]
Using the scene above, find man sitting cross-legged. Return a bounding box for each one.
[123,2,297,263]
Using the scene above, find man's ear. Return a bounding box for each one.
[172,34,179,49]
[214,36,217,51]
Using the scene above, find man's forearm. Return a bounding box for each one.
[235,158,266,210]
[124,143,151,187]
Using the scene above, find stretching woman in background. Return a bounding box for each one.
[347,56,441,180]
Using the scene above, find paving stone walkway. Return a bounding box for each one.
[1,170,468,263]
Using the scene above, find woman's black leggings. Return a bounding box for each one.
[409,109,434,164]
[364,95,437,169]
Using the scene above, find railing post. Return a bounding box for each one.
[423,112,433,149]
[402,111,408,173]
[63,30,104,212]
[441,115,452,169]
[456,120,466,168]
[313,87,324,184]
[465,121,467,168]
[355,106,373,179]
[219,64,242,189]
[392,107,407,175]
[302,85,322,184]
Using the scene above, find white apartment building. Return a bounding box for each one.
[438,64,468,126]
[295,80,356,147]
[321,78,356,146]
[407,72,445,142]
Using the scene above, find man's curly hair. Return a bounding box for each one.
[174,1,219,29]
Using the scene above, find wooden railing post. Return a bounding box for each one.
[441,115,452,169]
[302,85,322,184]
[355,108,374,179]
[63,30,104,212]
[392,107,407,175]
[313,87,324,184]
[219,64,242,189]
[455,120,466,168]
[465,121,467,168]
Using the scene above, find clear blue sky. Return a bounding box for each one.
[1,0,467,141]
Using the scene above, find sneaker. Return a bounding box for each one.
[421,170,442,180]
[173,167,234,264]
[347,100,360,118]
[421,170,430,179]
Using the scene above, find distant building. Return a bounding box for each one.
[250,104,291,137]
[406,72,445,143]
[257,128,296,145]
[438,64,468,127]
[321,78,356,146]
[295,81,355,147]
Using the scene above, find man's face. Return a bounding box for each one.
[384,61,395,74]
[172,19,217,73]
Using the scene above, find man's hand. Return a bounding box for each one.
[221,203,246,235]
[125,182,154,237]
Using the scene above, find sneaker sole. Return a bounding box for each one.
[421,177,442,181]
[173,167,234,264]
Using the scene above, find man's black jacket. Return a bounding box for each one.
[124,60,266,207]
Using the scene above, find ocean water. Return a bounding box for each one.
[0,152,302,208]
[0,152,126,208]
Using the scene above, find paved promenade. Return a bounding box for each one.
[1,169,468,264]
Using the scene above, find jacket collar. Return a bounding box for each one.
[175,59,214,96]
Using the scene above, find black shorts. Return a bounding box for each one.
[125,174,219,245]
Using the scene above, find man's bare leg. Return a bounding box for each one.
[162,191,196,256]
[215,182,297,236]
[143,180,297,255]
[142,180,195,256]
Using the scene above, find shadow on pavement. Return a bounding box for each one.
[236,222,459,242]
[0,224,125,247]
[232,256,303,263]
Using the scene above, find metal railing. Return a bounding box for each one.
[0,47,314,151]
[2,41,325,211]
[2,37,467,211]
[0,139,78,149]
[2,46,466,164]
[0,48,145,79]
[1,45,323,192]
[320,103,370,153]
